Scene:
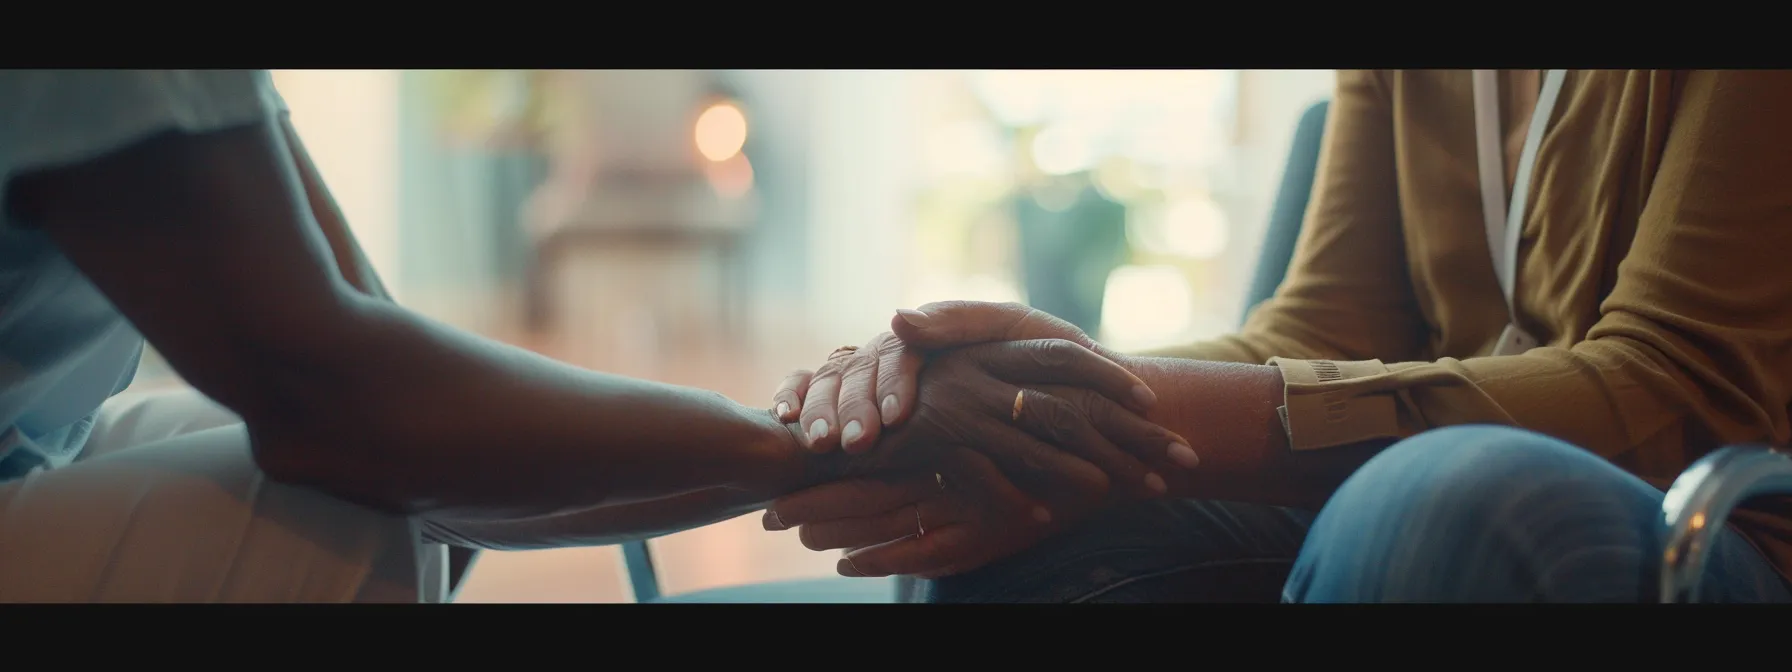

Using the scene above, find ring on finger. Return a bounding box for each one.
[1011,389,1026,422]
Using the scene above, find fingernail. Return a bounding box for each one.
[1167,442,1200,468]
[880,395,899,424]
[1144,472,1167,495]
[838,555,867,577]
[1131,384,1158,408]
[895,308,931,328]
[1031,506,1053,523]
[762,509,787,531]
[808,418,830,445]
[776,402,791,419]
[841,420,864,446]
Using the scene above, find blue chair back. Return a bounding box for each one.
[1243,99,1330,322]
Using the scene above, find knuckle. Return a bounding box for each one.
[1033,394,1084,438]
[1028,339,1082,369]
[1068,388,1117,425]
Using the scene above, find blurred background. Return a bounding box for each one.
[133,69,1333,601]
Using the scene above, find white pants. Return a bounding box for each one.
[0,387,446,602]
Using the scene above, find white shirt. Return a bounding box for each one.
[0,70,286,478]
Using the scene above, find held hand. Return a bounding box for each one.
[772,331,922,453]
[788,338,1190,501]
[771,302,1152,453]
[763,448,1065,578]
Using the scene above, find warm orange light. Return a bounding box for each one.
[694,101,748,163]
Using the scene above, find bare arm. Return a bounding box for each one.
[11,108,815,524]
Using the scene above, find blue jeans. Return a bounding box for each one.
[906,426,1792,603]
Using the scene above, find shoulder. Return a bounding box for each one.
[0,70,288,191]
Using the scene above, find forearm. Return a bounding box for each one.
[424,485,780,551]
[1117,354,1391,509]
[253,299,820,523]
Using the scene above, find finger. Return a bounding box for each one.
[837,524,974,578]
[770,370,814,422]
[1040,384,1201,471]
[837,448,1045,577]
[968,338,1156,414]
[891,301,1100,353]
[765,476,940,529]
[872,334,923,428]
[959,411,1110,512]
[834,336,889,454]
[1010,387,1166,498]
[944,446,1054,525]
[797,366,844,452]
[843,449,1060,578]
[797,496,968,551]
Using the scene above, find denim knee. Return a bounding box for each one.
[1284,425,1662,602]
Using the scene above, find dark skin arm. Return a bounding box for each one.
[277,120,479,596]
[10,117,814,525]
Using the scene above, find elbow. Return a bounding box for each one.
[245,421,426,517]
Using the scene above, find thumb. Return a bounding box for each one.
[890,301,1100,352]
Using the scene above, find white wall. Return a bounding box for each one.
[803,70,920,347]
[271,70,403,297]
[1211,69,1336,323]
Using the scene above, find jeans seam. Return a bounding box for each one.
[1069,557,1297,603]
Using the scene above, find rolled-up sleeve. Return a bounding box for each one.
[0,70,286,203]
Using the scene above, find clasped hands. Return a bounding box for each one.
[762,301,1200,579]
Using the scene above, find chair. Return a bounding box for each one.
[616,537,895,603]
[1658,446,1792,602]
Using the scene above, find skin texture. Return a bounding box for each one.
[770,301,1391,577]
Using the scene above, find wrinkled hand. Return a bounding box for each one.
[764,447,1053,579]
[781,333,1191,501]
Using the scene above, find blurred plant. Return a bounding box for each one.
[422,70,576,149]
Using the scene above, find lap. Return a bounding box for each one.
[1289,425,1792,603]
[911,497,1315,603]
[0,387,442,602]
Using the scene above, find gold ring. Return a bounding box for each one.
[827,345,860,360]
[1012,389,1025,422]
[935,472,946,491]
[915,503,926,536]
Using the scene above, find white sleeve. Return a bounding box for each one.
[0,69,288,194]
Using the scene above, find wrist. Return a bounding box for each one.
[731,405,843,500]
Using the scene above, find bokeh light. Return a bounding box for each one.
[694,101,748,163]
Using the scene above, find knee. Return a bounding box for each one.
[1330,425,1627,520]
[1286,425,1658,602]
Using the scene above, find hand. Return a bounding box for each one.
[772,331,923,454]
[763,448,1061,578]
[789,334,1191,501]
[772,301,1200,466]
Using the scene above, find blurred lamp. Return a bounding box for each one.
[695,100,748,163]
